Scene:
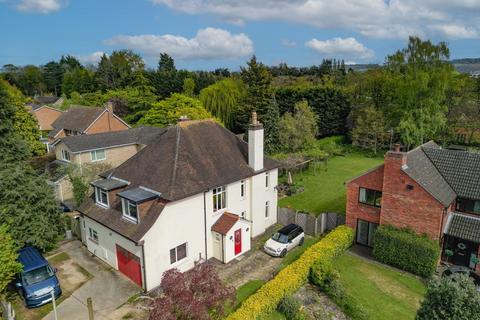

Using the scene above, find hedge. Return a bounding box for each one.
[228,225,354,320]
[372,225,440,278]
[275,86,351,137]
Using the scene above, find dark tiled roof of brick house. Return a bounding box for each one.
[57,126,165,152]
[211,212,240,235]
[402,141,457,207]
[49,106,105,138]
[445,213,480,243]
[424,147,480,200]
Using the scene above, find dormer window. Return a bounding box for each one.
[122,198,138,222]
[61,149,71,162]
[94,186,109,207]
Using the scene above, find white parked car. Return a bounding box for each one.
[264,224,305,257]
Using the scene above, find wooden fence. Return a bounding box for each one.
[277,207,345,236]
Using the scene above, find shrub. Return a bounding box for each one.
[310,265,367,320]
[372,225,440,277]
[278,296,301,320]
[417,274,480,320]
[228,226,353,320]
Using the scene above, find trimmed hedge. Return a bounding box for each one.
[228,226,354,320]
[372,225,440,278]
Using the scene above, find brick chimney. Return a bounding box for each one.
[385,143,407,173]
[248,111,264,171]
[106,100,114,113]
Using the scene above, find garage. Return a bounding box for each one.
[116,245,142,287]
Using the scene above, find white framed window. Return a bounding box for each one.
[213,186,226,212]
[122,198,138,222]
[61,149,71,162]
[240,180,245,198]
[89,228,98,242]
[91,149,106,162]
[265,201,270,218]
[170,243,187,264]
[265,172,270,188]
[94,187,109,207]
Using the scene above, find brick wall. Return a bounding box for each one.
[34,107,63,131]
[381,151,446,240]
[86,110,129,134]
[346,165,384,229]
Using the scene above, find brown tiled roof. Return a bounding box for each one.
[211,212,239,235]
[78,196,166,243]
[109,119,281,201]
[49,106,104,137]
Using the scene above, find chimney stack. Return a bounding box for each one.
[106,100,114,113]
[393,143,401,152]
[248,111,264,171]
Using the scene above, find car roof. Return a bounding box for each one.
[18,247,48,273]
[279,224,301,235]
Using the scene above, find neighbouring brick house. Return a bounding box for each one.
[346,141,480,270]
[48,103,130,145]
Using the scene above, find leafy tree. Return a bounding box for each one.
[199,78,244,129]
[385,36,453,149]
[0,79,32,161]
[151,53,184,99]
[59,55,82,72]
[278,100,318,152]
[149,263,235,320]
[416,274,480,320]
[43,61,63,95]
[62,67,96,97]
[0,163,62,251]
[138,94,214,127]
[182,77,196,97]
[351,105,390,154]
[240,56,280,153]
[14,105,45,156]
[0,225,22,296]
[96,50,145,91]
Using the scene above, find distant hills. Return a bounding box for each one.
[346,58,480,76]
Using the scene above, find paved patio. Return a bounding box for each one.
[43,241,140,320]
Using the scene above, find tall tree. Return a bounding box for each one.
[278,100,318,152]
[151,53,184,99]
[59,55,82,72]
[385,36,452,149]
[0,163,62,251]
[0,225,22,296]
[43,61,63,95]
[0,79,31,161]
[351,105,390,154]
[199,78,244,129]
[240,56,280,153]
[62,67,96,97]
[96,50,145,91]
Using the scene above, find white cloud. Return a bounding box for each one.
[104,28,253,60]
[151,0,480,40]
[76,51,105,65]
[306,37,374,60]
[16,0,61,13]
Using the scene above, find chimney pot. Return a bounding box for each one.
[394,143,401,152]
[251,111,258,125]
[106,100,114,113]
[178,115,190,122]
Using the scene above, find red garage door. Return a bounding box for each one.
[116,245,142,287]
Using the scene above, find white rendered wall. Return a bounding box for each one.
[222,219,251,263]
[248,128,264,171]
[250,169,278,237]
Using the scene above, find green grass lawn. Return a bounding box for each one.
[278,152,383,215]
[333,253,426,320]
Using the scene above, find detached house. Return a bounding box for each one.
[48,127,163,202]
[346,141,480,271]
[76,114,279,290]
[48,104,130,144]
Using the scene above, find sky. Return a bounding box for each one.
[1,0,480,70]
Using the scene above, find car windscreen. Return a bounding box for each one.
[22,266,54,286]
[272,232,289,244]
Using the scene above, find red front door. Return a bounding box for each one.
[234,229,242,255]
[116,245,142,287]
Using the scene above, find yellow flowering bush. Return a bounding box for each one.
[228,225,353,320]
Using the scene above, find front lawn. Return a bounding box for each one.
[279,152,383,215]
[333,253,426,320]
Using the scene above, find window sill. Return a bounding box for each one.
[95,203,109,209]
[122,215,139,224]
[88,238,99,245]
[358,202,381,210]
[91,159,106,162]
[170,257,189,268]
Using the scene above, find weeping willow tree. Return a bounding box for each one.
[199,78,244,129]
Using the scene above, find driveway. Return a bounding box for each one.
[43,241,140,320]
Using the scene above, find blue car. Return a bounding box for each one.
[15,247,62,308]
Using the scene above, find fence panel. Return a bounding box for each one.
[277,207,296,226]
[278,208,345,237]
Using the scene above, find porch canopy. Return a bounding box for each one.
[445,212,480,243]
